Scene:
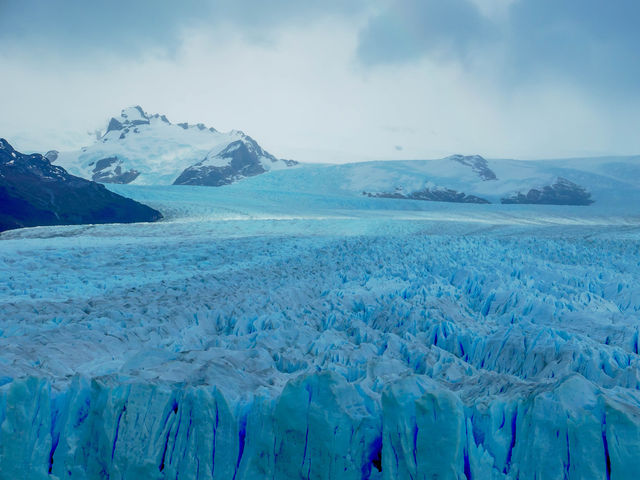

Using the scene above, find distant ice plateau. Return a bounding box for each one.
[1,172,640,478]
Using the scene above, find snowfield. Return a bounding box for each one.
[1,173,640,479]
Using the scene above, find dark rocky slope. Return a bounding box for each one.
[364,187,490,204]
[0,139,162,232]
[448,154,497,181]
[501,177,594,205]
[173,137,297,187]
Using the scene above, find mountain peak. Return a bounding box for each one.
[120,105,149,123]
[218,136,273,161]
[0,138,15,152]
[105,106,151,134]
[173,135,296,186]
[446,154,497,181]
[56,109,293,186]
[446,154,485,162]
[103,106,223,138]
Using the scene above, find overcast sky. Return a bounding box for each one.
[1,0,639,162]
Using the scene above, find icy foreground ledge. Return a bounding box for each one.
[1,185,640,479]
[3,372,640,479]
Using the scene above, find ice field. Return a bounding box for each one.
[1,170,640,479]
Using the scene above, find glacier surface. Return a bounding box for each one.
[1,175,640,479]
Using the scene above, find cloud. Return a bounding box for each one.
[0,0,204,58]
[0,0,369,59]
[8,0,637,96]
[506,0,640,91]
[357,0,492,65]
[356,0,640,95]
[1,0,639,160]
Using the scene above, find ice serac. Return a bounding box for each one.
[2,195,640,478]
[0,139,162,232]
[173,136,297,187]
[2,374,640,478]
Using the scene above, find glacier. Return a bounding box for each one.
[1,169,640,479]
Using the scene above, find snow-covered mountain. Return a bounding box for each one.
[355,155,597,205]
[241,153,640,207]
[55,108,639,206]
[55,106,297,186]
[174,136,297,186]
[0,138,162,232]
